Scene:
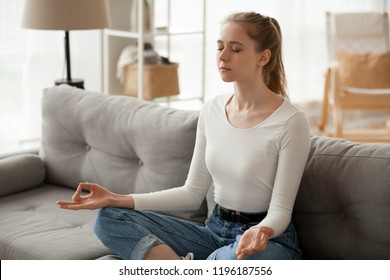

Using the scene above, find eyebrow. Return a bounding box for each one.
[217,40,244,46]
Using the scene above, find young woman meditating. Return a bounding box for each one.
[57,12,311,260]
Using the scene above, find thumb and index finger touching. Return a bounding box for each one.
[72,182,94,201]
[56,182,95,207]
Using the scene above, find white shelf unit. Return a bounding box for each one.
[103,0,206,104]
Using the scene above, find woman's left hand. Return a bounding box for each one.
[236,226,274,260]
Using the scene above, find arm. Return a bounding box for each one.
[260,112,311,237]
[58,105,213,211]
[237,112,311,258]
[131,107,212,211]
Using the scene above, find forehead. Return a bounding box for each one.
[218,21,252,44]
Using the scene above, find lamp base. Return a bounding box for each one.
[55,78,84,89]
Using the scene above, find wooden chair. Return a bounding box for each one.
[319,12,390,143]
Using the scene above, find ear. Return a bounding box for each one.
[257,49,271,67]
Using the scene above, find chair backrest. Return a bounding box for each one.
[326,12,390,61]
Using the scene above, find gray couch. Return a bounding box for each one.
[0,85,389,260]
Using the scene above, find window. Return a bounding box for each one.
[0,0,62,153]
[1,0,388,154]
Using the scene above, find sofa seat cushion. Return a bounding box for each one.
[0,184,111,259]
[294,135,390,259]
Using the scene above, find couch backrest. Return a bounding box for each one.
[40,85,207,224]
[294,135,390,259]
[41,86,390,259]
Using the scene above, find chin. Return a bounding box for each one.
[219,75,235,83]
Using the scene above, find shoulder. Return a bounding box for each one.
[276,99,311,145]
[200,94,231,116]
[276,99,309,126]
[203,94,230,108]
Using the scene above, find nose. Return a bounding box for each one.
[218,48,229,62]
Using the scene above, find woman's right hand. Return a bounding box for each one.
[56,182,134,210]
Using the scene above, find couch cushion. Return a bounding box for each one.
[40,85,206,224]
[294,135,390,259]
[0,154,45,197]
[0,184,111,259]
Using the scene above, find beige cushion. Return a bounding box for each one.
[337,51,390,89]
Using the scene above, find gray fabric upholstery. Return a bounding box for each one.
[40,85,206,224]
[294,135,390,259]
[1,85,389,259]
[0,85,206,259]
[0,184,111,259]
[0,154,45,197]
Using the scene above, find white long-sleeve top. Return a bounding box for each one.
[132,94,311,237]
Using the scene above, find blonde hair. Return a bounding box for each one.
[223,12,288,98]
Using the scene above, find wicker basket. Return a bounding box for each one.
[124,63,179,100]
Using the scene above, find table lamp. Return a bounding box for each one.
[21,0,110,89]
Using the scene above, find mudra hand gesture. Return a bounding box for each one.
[57,183,115,210]
[236,226,274,260]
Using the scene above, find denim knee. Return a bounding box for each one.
[93,207,166,259]
[93,208,112,244]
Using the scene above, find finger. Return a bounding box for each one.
[260,231,267,245]
[73,182,94,200]
[236,234,249,256]
[236,246,243,259]
[57,200,86,207]
[72,184,84,201]
[237,248,255,260]
[236,240,244,254]
[57,200,92,210]
[64,200,98,210]
[79,182,95,191]
[253,228,267,247]
[56,200,75,205]
[58,204,84,210]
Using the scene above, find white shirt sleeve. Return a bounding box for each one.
[255,112,311,237]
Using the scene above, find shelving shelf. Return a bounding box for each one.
[103,0,206,105]
[105,29,205,38]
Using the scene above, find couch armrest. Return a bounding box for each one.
[0,154,45,197]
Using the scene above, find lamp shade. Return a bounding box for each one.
[22,0,110,31]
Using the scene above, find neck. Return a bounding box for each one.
[233,80,274,111]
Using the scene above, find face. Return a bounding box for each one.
[217,21,266,83]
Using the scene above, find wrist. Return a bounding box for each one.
[110,193,134,209]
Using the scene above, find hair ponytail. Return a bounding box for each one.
[223,12,288,98]
[266,18,287,98]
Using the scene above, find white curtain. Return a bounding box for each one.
[0,0,62,148]
[0,0,389,149]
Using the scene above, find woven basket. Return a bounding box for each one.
[124,63,179,100]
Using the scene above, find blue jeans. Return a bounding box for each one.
[94,207,302,260]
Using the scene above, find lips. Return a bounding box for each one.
[219,66,231,72]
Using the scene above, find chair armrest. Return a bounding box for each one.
[0,154,45,197]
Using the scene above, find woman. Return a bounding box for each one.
[57,12,311,260]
